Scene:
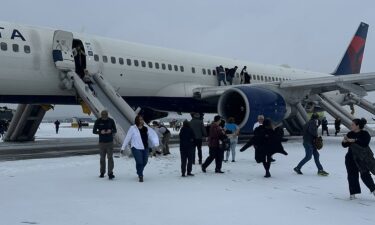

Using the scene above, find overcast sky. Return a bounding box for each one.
[1,0,375,118]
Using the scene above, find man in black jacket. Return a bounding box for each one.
[294,113,329,176]
[93,110,117,179]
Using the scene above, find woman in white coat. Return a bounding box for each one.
[121,115,159,182]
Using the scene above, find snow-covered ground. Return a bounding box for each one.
[1,136,375,225]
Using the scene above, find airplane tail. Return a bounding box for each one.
[332,22,369,75]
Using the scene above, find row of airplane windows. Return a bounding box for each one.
[0,42,31,54]
[94,54,291,82]
[0,42,292,82]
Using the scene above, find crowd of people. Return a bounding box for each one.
[92,110,375,200]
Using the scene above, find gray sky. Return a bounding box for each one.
[1,0,375,118]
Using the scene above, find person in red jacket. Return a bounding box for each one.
[202,115,227,173]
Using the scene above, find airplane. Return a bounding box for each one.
[1,20,375,142]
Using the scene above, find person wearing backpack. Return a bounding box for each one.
[294,113,329,176]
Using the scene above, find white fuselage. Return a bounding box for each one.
[0,21,331,112]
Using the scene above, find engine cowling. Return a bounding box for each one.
[218,86,290,133]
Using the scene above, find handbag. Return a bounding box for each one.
[313,136,323,150]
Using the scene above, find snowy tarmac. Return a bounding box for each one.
[1,136,374,225]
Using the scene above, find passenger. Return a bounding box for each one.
[335,117,341,136]
[78,120,83,131]
[253,115,264,130]
[226,66,238,85]
[252,115,275,162]
[93,110,117,180]
[224,117,239,162]
[294,113,329,176]
[179,120,195,177]
[216,65,227,86]
[342,118,375,200]
[201,115,227,173]
[54,120,60,134]
[240,66,247,84]
[252,119,288,178]
[158,123,171,155]
[151,121,163,156]
[190,113,207,165]
[72,45,86,79]
[121,115,159,182]
[0,121,4,138]
[321,117,329,136]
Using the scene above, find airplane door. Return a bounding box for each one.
[83,41,100,74]
[52,30,74,71]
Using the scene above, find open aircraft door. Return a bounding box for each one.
[52,30,74,71]
[82,40,100,75]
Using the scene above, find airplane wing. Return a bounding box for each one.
[193,72,375,100]
[278,72,375,96]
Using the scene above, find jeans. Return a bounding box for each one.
[218,74,227,86]
[131,147,149,177]
[296,143,323,171]
[225,139,237,161]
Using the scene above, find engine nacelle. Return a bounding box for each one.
[218,86,290,133]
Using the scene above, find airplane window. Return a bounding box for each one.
[257,75,260,81]
[134,59,139,67]
[119,58,124,65]
[141,61,146,67]
[88,51,93,56]
[12,44,18,52]
[0,42,8,51]
[168,64,172,71]
[192,67,196,73]
[272,77,275,81]
[111,56,116,64]
[180,66,184,72]
[162,63,166,70]
[208,69,211,75]
[103,56,108,63]
[148,61,153,68]
[202,68,206,75]
[174,65,178,71]
[94,54,99,61]
[127,59,131,66]
[212,70,216,76]
[155,62,160,69]
[0,42,7,51]
[24,45,31,54]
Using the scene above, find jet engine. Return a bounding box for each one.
[218,86,290,133]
